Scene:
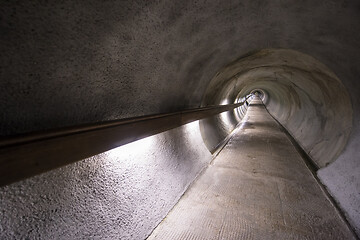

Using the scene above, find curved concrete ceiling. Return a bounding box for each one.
[1,1,359,138]
[201,49,352,168]
[1,0,360,236]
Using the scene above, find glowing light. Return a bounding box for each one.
[220,99,229,105]
[234,108,242,122]
[220,111,232,130]
[106,135,156,161]
[184,120,200,134]
[104,120,200,163]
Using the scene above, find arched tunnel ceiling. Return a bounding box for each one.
[201,49,352,168]
[1,0,360,237]
[1,1,359,138]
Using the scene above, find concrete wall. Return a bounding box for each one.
[201,48,359,235]
[199,108,246,153]
[0,121,212,239]
[1,0,360,237]
[203,49,352,168]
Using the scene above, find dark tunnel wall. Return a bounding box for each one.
[1,0,360,237]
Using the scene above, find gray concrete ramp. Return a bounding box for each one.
[148,97,355,240]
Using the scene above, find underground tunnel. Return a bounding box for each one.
[0,1,359,239]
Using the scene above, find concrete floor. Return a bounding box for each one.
[148,98,355,240]
[2,1,360,235]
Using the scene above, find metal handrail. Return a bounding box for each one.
[0,99,250,187]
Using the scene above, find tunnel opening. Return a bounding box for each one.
[250,89,265,100]
[200,48,352,169]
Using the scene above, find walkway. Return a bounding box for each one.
[148,97,355,239]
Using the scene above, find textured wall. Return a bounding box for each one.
[202,49,353,168]
[1,0,360,237]
[199,108,246,153]
[200,48,359,235]
[0,121,212,239]
[1,1,359,137]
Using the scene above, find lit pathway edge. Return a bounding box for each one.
[261,98,359,239]
[148,97,357,240]
[0,100,249,187]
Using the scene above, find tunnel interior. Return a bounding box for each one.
[200,49,352,168]
[1,1,360,239]
[1,48,357,239]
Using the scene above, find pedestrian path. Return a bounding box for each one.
[147,97,355,240]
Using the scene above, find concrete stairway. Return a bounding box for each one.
[148,97,355,239]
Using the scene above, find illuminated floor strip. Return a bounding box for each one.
[147,98,356,240]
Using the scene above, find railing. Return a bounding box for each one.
[0,100,250,187]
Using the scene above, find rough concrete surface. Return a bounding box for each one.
[1,0,360,237]
[202,49,352,168]
[201,49,359,235]
[200,108,246,153]
[148,98,356,240]
[0,121,212,239]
